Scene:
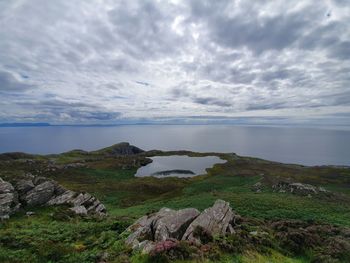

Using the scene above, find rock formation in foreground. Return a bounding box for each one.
[125,200,240,253]
[125,200,350,262]
[0,175,106,219]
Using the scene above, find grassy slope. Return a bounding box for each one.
[49,154,350,226]
[0,148,349,262]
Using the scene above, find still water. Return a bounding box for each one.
[0,125,349,166]
[135,155,226,178]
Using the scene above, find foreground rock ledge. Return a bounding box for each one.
[0,175,106,219]
[125,199,240,253]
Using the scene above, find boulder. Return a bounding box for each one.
[0,178,20,219]
[125,207,200,249]
[154,208,200,241]
[182,200,235,242]
[126,215,154,249]
[22,181,56,206]
[15,179,34,195]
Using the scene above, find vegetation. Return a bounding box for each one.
[0,143,349,262]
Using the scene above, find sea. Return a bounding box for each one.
[0,125,349,166]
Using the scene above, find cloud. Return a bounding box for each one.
[0,70,32,91]
[0,0,349,124]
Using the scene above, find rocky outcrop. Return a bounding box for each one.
[0,176,106,219]
[272,181,330,196]
[22,180,56,206]
[0,178,20,219]
[182,199,236,243]
[125,200,239,253]
[126,207,200,251]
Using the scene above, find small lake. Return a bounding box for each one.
[135,155,226,178]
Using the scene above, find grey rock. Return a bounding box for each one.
[126,208,200,249]
[138,240,156,254]
[72,193,93,207]
[33,176,49,186]
[272,181,330,196]
[125,199,240,252]
[289,183,317,195]
[182,200,234,242]
[0,178,20,218]
[48,190,106,216]
[15,179,34,195]
[125,207,200,248]
[70,205,87,215]
[126,215,154,249]
[47,190,77,205]
[153,208,200,241]
[0,178,14,193]
[54,184,68,196]
[0,176,107,218]
[23,181,56,206]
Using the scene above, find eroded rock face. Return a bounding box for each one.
[182,200,235,242]
[125,200,238,252]
[0,176,106,219]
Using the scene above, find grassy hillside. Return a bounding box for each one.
[0,145,349,262]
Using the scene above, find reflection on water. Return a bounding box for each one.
[135,155,226,178]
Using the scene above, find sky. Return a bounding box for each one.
[0,0,350,125]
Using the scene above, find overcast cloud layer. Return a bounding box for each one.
[1,0,350,125]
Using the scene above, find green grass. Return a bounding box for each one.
[44,159,350,226]
[0,206,131,263]
[1,150,350,262]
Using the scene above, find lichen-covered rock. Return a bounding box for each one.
[125,200,239,251]
[126,215,154,249]
[182,200,235,242]
[125,207,200,249]
[0,178,20,219]
[154,208,200,241]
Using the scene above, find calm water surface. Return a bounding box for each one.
[135,155,226,178]
[0,125,349,166]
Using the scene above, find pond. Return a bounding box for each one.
[135,155,226,178]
